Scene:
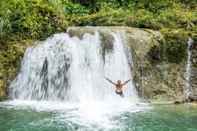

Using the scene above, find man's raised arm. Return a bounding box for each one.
[105,77,116,85]
[122,79,131,85]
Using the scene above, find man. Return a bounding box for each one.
[105,78,131,97]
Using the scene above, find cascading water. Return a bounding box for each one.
[9,31,138,102]
[6,28,147,129]
[184,38,193,99]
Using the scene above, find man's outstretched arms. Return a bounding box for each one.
[122,79,131,85]
[105,77,116,85]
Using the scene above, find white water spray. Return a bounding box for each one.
[7,29,147,128]
[9,31,138,102]
[185,38,193,99]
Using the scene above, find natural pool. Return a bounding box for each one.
[0,101,197,131]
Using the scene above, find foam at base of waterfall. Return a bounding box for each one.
[0,99,150,129]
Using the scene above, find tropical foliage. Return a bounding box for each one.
[0,0,196,40]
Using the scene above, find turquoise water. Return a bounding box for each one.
[0,103,197,131]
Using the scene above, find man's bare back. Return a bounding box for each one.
[105,78,131,97]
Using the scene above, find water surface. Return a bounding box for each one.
[0,101,197,131]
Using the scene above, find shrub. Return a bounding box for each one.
[0,0,67,40]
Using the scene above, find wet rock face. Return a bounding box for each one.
[125,29,186,101]
[0,80,6,98]
[190,40,197,96]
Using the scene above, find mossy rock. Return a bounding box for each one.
[67,27,95,39]
[0,39,34,99]
[0,80,6,97]
[99,31,114,51]
[160,28,190,63]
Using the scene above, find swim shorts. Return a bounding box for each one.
[115,91,124,97]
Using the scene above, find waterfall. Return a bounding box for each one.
[185,38,193,99]
[9,30,138,102]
